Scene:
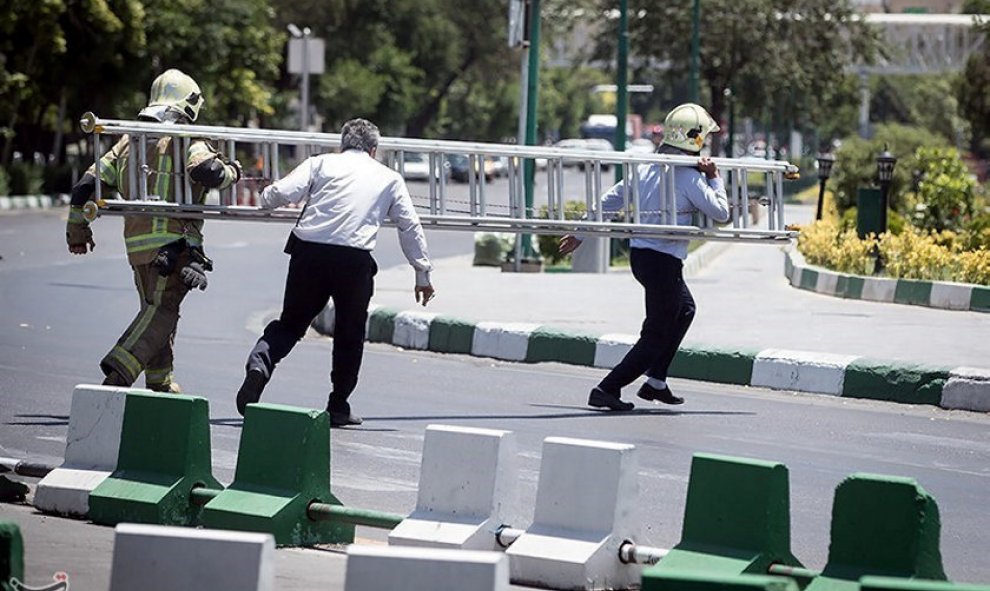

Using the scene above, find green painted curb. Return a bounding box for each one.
[201,403,354,546]
[643,571,800,591]
[88,393,221,527]
[844,275,865,299]
[526,327,598,366]
[799,268,819,291]
[811,474,946,591]
[0,521,24,591]
[972,286,990,312]
[427,316,476,354]
[648,453,802,577]
[669,346,759,386]
[842,360,949,406]
[366,307,398,343]
[894,280,933,307]
[861,577,990,591]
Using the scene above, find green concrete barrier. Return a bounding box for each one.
[526,327,598,366]
[804,474,947,591]
[367,307,399,344]
[201,403,355,546]
[669,347,759,386]
[861,577,990,591]
[842,360,950,406]
[0,521,24,591]
[428,316,476,354]
[88,393,221,526]
[972,286,990,312]
[643,570,800,591]
[645,453,802,577]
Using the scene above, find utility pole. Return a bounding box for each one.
[614,0,629,182]
[690,0,700,103]
[521,0,541,262]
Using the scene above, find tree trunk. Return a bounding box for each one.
[51,89,68,165]
[405,52,477,138]
[708,82,727,157]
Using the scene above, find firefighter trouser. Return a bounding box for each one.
[101,253,191,389]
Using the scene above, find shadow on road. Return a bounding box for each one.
[365,404,755,423]
[5,414,70,426]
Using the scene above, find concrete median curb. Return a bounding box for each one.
[784,246,990,314]
[312,304,990,413]
[0,194,69,211]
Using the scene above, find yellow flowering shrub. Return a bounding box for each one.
[797,222,990,286]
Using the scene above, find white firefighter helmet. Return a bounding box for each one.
[138,69,204,123]
[662,103,720,153]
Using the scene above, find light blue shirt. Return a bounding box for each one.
[598,163,730,260]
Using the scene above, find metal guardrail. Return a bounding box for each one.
[79,112,799,243]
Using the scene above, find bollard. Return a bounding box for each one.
[642,569,801,591]
[803,474,947,591]
[345,545,510,591]
[88,393,220,526]
[389,425,517,550]
[0,521,24,591]
[506,437,641,590]
[201,403,354,546]
[34,385,129,517]
[108,524,275,591]
[646,453,802,577]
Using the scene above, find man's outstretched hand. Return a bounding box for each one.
[558,235,583,256]
[415,284,435,307]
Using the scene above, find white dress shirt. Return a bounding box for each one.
[260,149,433,286]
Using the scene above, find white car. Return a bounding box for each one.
[401,152,449,181]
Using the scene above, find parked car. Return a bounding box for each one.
[401,152,449,182]
[447,153,500,182]
[554,138,587,169]
[577,138,614,172]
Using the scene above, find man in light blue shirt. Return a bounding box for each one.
[560,103,729,411]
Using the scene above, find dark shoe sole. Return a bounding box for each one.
[236,370,267,417]
[588,387,635,411]
[636,384,684,405]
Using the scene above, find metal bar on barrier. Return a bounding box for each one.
[620,163,630,220]
[127,136,138,204]
[435,153,444,216]
[479,157,488,217]
[397,150,405,178]
[666,165,677,225]
[776,172,785,231]
[742,172,751,229]
[0,457,56,478]
[593,161,603,222]
[189,486,222,506]
[729,168,740,229]
[468,155,478,217]
[271,143,280,181]
[556,158,565,220]
[428,152,438,211]
[766,171,775,231]
[508,156,518,218]
[307,502,404,530]
[618,542,669,565]
[94,133,103,202]
[547,159,556,220]
[138,135,149,201]
[226,139,236,206]
[767,564,820,580]
[172,138,182,203]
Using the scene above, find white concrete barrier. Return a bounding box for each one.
[942,366,990,412]
[393,311,439,350]
[33,385,129,517]
[751,349,860,396]
[816,271,840,296]
[930,282,973,311]
[390,425,516,550]
[861,276,898,303]
[471,322,540,362]
[346,545,509,591]
[109,524,275,591]
[506,437,641,590]
[594,334,637,369]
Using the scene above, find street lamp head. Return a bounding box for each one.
[287,23,302,38]
[816,152,835,180]
[876,144,897,184]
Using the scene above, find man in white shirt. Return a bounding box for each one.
[236,118,435,426]
[559,103,729,411]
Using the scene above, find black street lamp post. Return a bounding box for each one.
[815,152,835,221]
[876,145,897,234]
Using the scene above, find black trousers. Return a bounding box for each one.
[246,239,376,415]
[598,247,696,394]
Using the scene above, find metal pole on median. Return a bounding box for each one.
[690,0,700,103]
[614,0,629,182]
[522,0,541,264]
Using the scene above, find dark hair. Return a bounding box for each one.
[341,119,380,153]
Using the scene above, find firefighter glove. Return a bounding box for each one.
[189,246,214,272]
[152,240,185,276]
[66,222,95,253]
[180,261,209,291]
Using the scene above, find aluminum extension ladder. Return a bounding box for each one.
[78,112,799,244]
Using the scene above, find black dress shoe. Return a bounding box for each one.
[588,387,635,411]
[236,370,267,417]
[329,413,363,427]
[636,383,684,405]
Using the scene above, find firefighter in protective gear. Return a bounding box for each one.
[660,102,720,154]
[66,68,241,392]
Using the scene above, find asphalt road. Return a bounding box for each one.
[1,203,989,585]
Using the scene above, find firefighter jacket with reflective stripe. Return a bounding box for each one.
[70,134,238,265]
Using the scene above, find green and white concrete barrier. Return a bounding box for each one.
[108,524,275,591]
[0,521,24,591]
[0,194,69,211]
[803,474,947,591]
[345,545,510,591]
[201,403,354,546]
[313,304,990,412]
[33,385,129,517]
[785,246,990,313]
[389,425,517,550]
[646,453,802,577]
[506,437,641,590]
[88,392,221,526]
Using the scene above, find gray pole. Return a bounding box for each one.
[514,39,530,272]
[301,27,311,131]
